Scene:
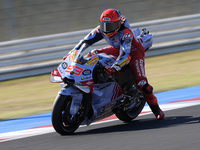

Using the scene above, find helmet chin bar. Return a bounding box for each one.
[103,31,116,38]
[102,26,121,38]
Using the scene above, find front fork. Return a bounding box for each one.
[59,85,83,117]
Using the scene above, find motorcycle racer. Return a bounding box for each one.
[64,9,164,120]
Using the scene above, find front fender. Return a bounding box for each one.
[58,86,83,116]
[58,85,81,96]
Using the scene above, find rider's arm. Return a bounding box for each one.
[111,28,133,71]
[71,26,103,53]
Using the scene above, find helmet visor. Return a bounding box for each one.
[100,21,120,33]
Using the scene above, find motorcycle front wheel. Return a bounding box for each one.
[51,94,82,135]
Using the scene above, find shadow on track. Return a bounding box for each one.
[74,116,200,135]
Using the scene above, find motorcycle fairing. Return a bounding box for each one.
[58,86,83,116]
[97,53,116,67]
[81,82,123,125]
[50,68,63,83]
[57,51,117,94]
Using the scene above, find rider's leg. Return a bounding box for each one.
[87,46,119,58]
[129,49,164,120]
[95,46,119,57]
[137,80,164,120]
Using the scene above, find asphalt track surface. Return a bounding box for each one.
[1,104,200,150]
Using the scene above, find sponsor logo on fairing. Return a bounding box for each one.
[61,62,68,69]
[82,69,92,75]
[86,56,99,66]
[79,80,94,87]
[81,75,92,80]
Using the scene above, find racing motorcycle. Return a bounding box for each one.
[50,28,154,135]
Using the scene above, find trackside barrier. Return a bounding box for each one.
[0,13,200,81]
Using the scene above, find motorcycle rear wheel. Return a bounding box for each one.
[51,94,82,135]
[115,93,146,122]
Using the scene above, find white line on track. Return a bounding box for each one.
[1,100,200,143]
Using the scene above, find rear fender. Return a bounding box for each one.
[58,86,83,116]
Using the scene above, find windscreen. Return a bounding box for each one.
[68,43,90,64]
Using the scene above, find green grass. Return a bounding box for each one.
[0,49,200,120]
[145,49,200,92]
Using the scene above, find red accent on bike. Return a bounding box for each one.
[51,69,61,77]
[111,83,122,101]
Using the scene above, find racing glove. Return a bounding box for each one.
[105,65,121,76]
[105,67,116,76]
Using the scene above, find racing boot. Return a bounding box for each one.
[145,94,165,120]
